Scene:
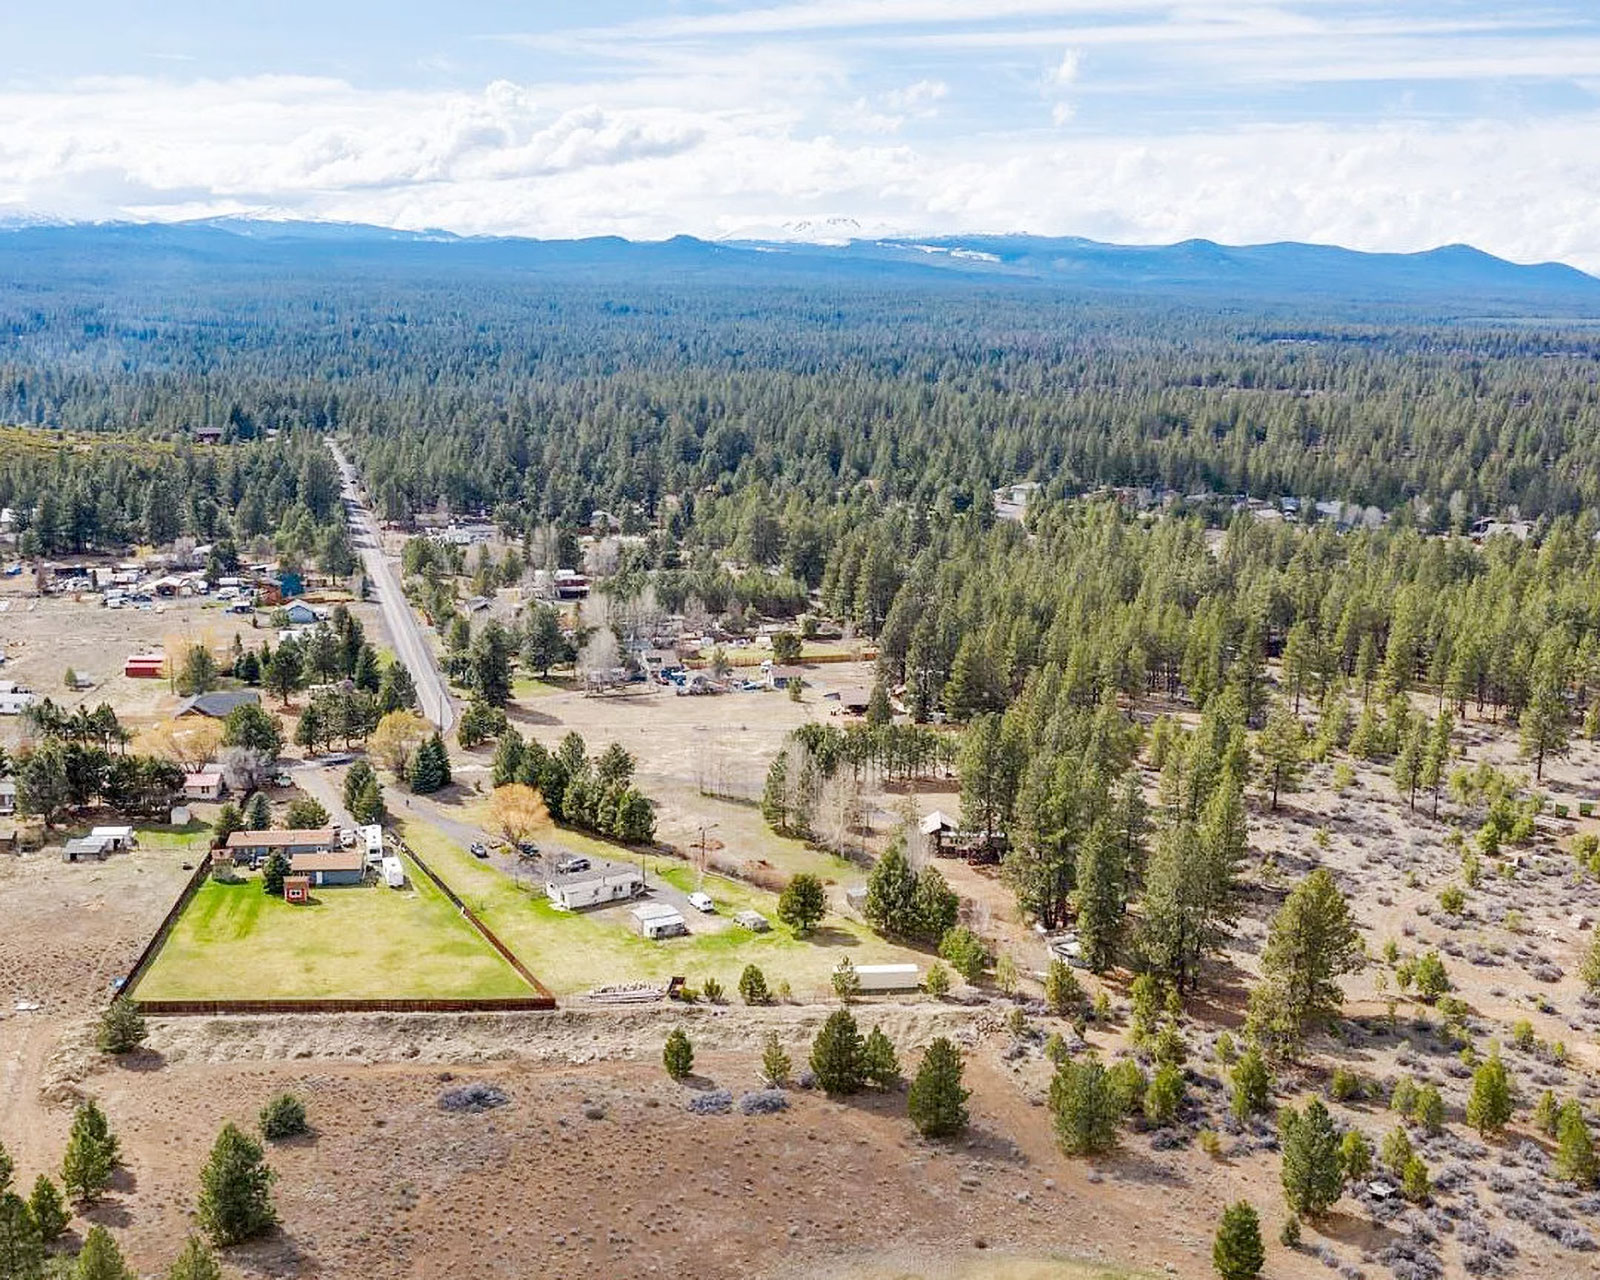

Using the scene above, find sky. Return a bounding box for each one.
[4,1,1600,268]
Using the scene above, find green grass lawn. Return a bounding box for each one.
[510,674,566,699]
[133,821,214,851]
[399,818,925,998]
[133,854,535,1001]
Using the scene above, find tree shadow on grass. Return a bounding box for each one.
[81,1198,133,1230]
[799,926,861,948]
[1185,963,1251,1029]
[227,1225,319,1278]
[1309,1208,1394,1252]
[507,704,563,728]
[1104,1148,1190,1189]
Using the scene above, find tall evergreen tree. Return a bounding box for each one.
[1279,1099,1343,1220]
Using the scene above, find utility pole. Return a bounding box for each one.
[697,821,719,887]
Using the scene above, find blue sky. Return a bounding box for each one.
[6,2,1600,267]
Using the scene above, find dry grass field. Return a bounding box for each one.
[397,817,923,997]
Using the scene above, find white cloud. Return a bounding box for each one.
[7,3,1600,273]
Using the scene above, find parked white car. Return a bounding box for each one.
[687,891,715,914]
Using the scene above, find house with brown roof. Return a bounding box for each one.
[288,847,366,887]
[225,827,337,862]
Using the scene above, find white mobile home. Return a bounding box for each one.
[850,963,921,992]
[382,856,406,889]
[629,901,688,939]
[547,862,645,911]
[0,687,34,715]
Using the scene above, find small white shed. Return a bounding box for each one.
[630,902,688,939]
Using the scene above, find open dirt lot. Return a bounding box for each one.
[0,573,392,750]
[501,659,917,880]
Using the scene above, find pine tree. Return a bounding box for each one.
[777,873,826,934]
[1246,868,1362,1057]
[1465,1053,1515,1137]
[27,1175,67,1243]
[163,1235,223,1280]
[809,1009,866,1097]
[0,1191,43,1280]
[261,849,289,896]
[760,752,791,834]
[350,774,384,825]
[760,1032,791,1087]
[1230,1048,1272,1121]
[96,996,146,1054]
[73,1225,135,1280]
[211,801,243,847]
[1049,1056,1120,1156]
[1554,1101,1598,1188]
[244,791,271,830]
[1256,700,1305,810]
[1340,1129,1373,1182]
[907,1038,970,1139]
[863,838,919,938]
[1381,1126,1414,1176]
[0,1137,14,1195]
[1279,1099,1343,1219]
[738,964,770,1005]
[1393,721,1425,808]
[1401,1154,1431,1203]
[1212,1201,1265,1280]
[1533,1089,1561,1137]
[196,1123,276,1246]
[1419,710,1453,816]
[1521,678,1571,781]
[662,1028,693,1081]
[408,733,452,794]
[490,729,525,788]
[863,1027,900,1087]
[1075,817,1124,973]
[1043,958,1085,1018]
[61,1099,118,1204]
[1141,819,1216,992]
[259,1094,308,1141]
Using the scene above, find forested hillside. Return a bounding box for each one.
[3,222,1600,535]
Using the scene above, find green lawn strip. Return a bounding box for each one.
[510,675,565,699]
[133,855,532,1001]
[398,817,925,998]
[133,822,214,851]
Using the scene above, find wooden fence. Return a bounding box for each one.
[117,856,214,1001]
[134,995,554,1016]
[123,845,558,1016]
[399,842,556,1003]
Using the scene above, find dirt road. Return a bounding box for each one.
[328,438,455,733]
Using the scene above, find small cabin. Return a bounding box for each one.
[283,875,311,905]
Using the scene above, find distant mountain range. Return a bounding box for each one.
[3,216,1597,312]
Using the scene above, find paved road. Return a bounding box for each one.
[327,439,455,733]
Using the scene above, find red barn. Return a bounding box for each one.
[124,653,165,679]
